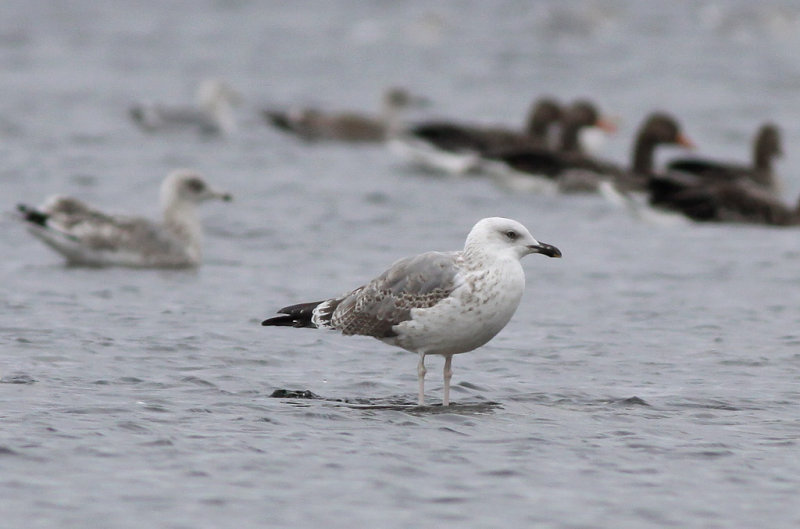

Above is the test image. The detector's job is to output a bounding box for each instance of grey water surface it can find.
[2,1,800,528]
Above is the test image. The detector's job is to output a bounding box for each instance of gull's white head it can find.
[196,79,242,110]
[160,169,232,210]
[464,217,561,260]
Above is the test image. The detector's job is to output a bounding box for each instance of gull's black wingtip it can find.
[17,204,48,226]
[261,301,324,328]
[261,315,292,326]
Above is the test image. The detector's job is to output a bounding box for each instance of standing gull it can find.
[262,217,561,406]
[17,170,232,267]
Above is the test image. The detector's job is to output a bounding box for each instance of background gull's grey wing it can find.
[155,106,219,132]
[318,251,463,338]
[23,198,191,265]
[66,215,193,266]
[44,197,122,232]
[130,104,219,134]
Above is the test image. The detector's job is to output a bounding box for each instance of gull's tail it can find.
[17,203,90,263]
[262,301,324,328]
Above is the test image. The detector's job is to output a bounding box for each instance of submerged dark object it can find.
[269,389,322,399]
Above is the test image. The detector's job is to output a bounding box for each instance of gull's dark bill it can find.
[530,242,561,258]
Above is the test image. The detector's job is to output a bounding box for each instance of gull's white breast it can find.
[390,255,526,355]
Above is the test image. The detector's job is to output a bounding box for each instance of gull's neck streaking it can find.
[160,184,203,263]
[462,228,524,269]
[463,235,501,264]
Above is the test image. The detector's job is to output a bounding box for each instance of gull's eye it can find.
[186,178,206,193]
[505,230,518,241]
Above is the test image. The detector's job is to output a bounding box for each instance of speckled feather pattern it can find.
[312,251,462,338]
[304,244,529,356]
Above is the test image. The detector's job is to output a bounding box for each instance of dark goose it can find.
[402,97,565,155]
[667,123,782,192]
[486,112,693,192]
[648,171,799,226]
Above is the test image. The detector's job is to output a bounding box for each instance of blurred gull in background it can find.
[129,79,241,136]
[17,169,232,268]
